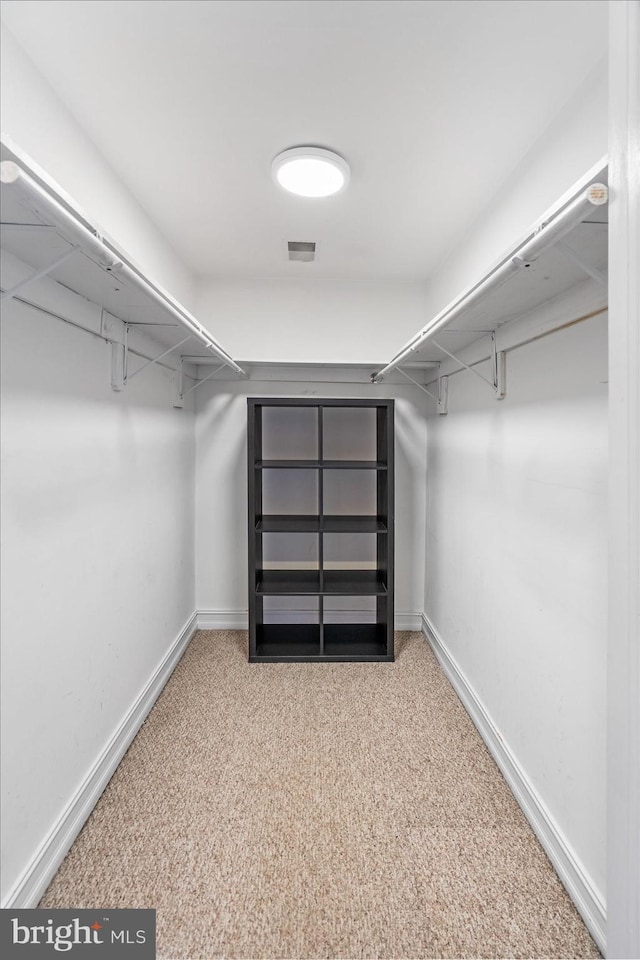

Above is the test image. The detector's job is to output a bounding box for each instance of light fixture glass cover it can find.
[272,147,350,198]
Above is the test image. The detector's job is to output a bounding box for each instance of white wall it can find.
[196,279,427,365]
[195,377,427,626]
[424,311,607,906]
[0,294,196,904]
[0,24,196,312]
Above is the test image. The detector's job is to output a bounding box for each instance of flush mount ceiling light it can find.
[272,147,350,198]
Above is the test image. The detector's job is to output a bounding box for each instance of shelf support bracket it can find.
[437,375,449,415]
[111,342,126,391]
[432,335,506,400]
[173,360,184,408]
[398,366,449,414]
[173,360,226,407]
[0,245,80,302]
[556,239,607,286]
[182,363,227,398]
[492,333,506,400]
[110,322,128,391]
[398,366,438,401]
[126,334,191,382]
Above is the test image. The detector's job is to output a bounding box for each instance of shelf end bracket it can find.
[0,245,80,303]
[111,342,126,391]
[437,375,449,414]
[173,359,185,408]
[492,334,506,400]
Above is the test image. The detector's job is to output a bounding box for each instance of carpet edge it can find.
[421,612,606,955]
[1,611,199,910]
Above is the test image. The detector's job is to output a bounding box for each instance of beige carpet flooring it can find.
[40,631,600,959]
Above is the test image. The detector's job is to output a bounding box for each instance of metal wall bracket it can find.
[109,322,192,401]
[437,375,449,414]
[398,365,449,414]
[173,361,230,408]
[110,322,128,391]
[110,342,126,391]
[432,333,506,400]
[181,363,226,400]
[100,308,126,343]
[0,245,80,303]
[173,360,185,408]
[492,335,506,400]
[556,239,607,285]
[127,334,191,382]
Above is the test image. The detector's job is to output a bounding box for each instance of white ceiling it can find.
[0,0,607,282]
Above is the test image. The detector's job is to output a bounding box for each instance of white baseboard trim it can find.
[421,613,606,955]
[197,610,423,631]
[395,611,423,631]
[2,612,198,910]
[197,609,248,630]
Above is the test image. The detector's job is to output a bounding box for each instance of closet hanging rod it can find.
[0,160,246,378]
[371,180,608,382]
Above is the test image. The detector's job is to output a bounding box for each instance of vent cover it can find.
[287,241,316,262]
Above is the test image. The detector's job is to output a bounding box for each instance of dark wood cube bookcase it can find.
[247,398,394,662]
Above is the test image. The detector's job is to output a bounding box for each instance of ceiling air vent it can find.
[287,241,316,262]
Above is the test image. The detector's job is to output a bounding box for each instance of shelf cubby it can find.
[323,469,378,516]
[323,531,377,568]
[262,531,318,569]
[256,624,321,659]
[261,405,318,461]
[322,406,378,462]
[261,468,318,516]
[323,624,388,658]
